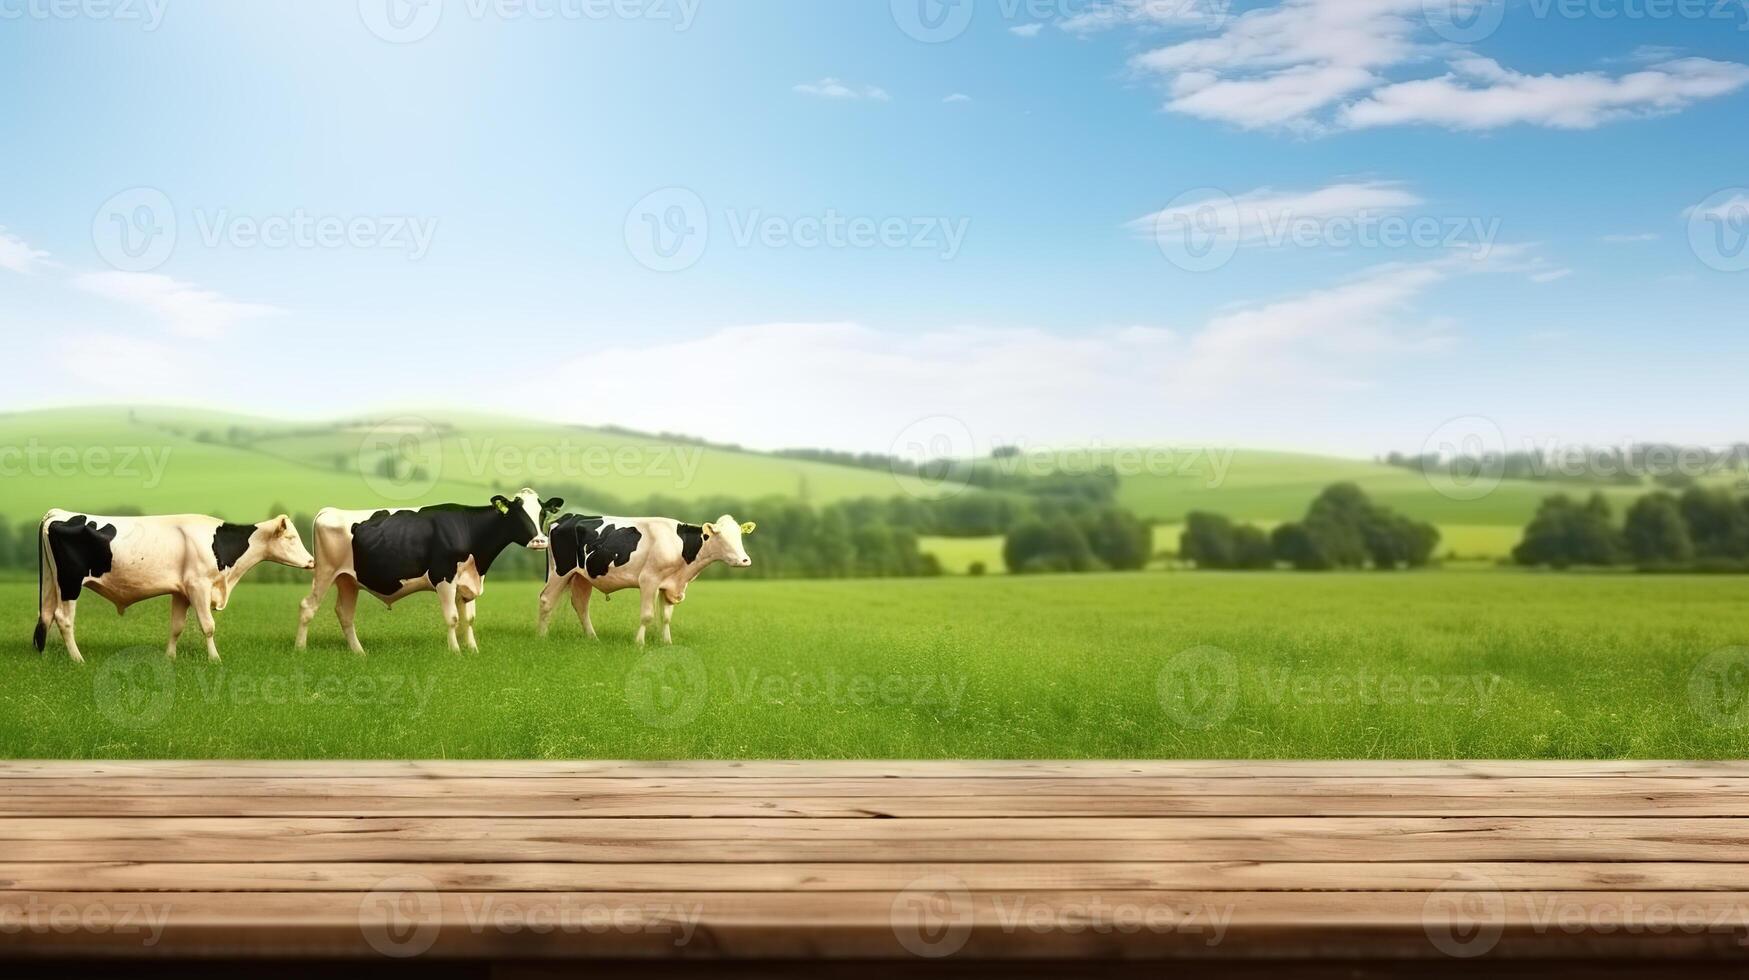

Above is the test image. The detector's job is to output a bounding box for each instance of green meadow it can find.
[4,573,1745,758]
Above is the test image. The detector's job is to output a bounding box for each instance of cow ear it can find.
[544,497,564,512]
[491,495,511,514]
[276,515,292,532]
[700,522,714,538]
[740,521,757,535]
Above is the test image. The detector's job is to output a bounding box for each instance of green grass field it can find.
[5,573,1745,759]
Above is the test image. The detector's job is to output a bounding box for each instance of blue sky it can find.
[2,0,1746,457]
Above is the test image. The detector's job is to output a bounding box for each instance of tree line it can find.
[1386,445,1748,491]
[1513,487,1749,571]
[1177,483,1441,571]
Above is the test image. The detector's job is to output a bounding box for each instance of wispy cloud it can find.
[794,78,890,102]
[1530,268,1574,283]
[0,228,55,275]
[1129,180,1424,246]
[1009,23,1044,37]
[1602,232,1660,243]
[943,92,973,104]
[1084,0,1749,134]
[71,271,283,340]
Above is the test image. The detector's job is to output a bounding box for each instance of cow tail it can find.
[34,515,52,651]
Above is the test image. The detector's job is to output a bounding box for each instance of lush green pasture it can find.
[4,574,1744,759]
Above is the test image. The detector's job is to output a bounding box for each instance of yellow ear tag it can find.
[740,522,757,535]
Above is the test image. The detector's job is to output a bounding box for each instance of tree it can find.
[1513,493,1624,568]
[1180,512,1237,569]
[1230,524,1275,569]
[1680,487,1749,559]
[1623,493,1695,566]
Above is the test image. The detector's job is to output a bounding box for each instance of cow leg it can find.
[54,599,82,664]
[462,599,479,653]
[296,568,339,651]
[436,582,462,653]
[633,585,657,646]
[660,599,675,645]
[334,577,364,655]
[536,574,569,638]
[166,594,189,660]
[191,591,220,662]
[570,580,597,640]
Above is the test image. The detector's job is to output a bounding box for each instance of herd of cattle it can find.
[33,490,757,662]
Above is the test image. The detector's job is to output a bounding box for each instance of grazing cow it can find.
[537,513,756,645]
[296,489,562,654]
[35,511,316,663]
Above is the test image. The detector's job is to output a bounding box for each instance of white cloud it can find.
[1342,56,1749,130]
[54,332,185,400]
[1009,23,1043,37]
[1529,268,1573,283]
[1601,232,1659,243]
[71,271,282,340]
[943,93,972,104]
[794,78,890,102]
[0,228,54,275]
[525,254,1504,451]
[1103,0,1749,133]
[1061,0,1230,34]
[1684,192,1749,224]
[1129,180,1424,246]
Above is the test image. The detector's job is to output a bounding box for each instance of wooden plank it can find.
[1,789,1742,817]
[5,816,1747,862]
[8,860,1749,893]
[5,760,1749,779]
[5,890,1749,960]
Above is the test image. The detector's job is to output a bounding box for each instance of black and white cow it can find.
[537,513,756,645]
[295,489,562,654]
[35,511,316,663]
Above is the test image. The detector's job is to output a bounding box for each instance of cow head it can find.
[493,489,564,551]
[704,514,756,568]
[260,515,317,570]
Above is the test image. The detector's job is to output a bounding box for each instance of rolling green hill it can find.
[6,408,1720,563]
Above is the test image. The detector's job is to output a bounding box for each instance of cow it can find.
[34,511,316,664]
[295,489,562,654]
[536,512,756,645]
